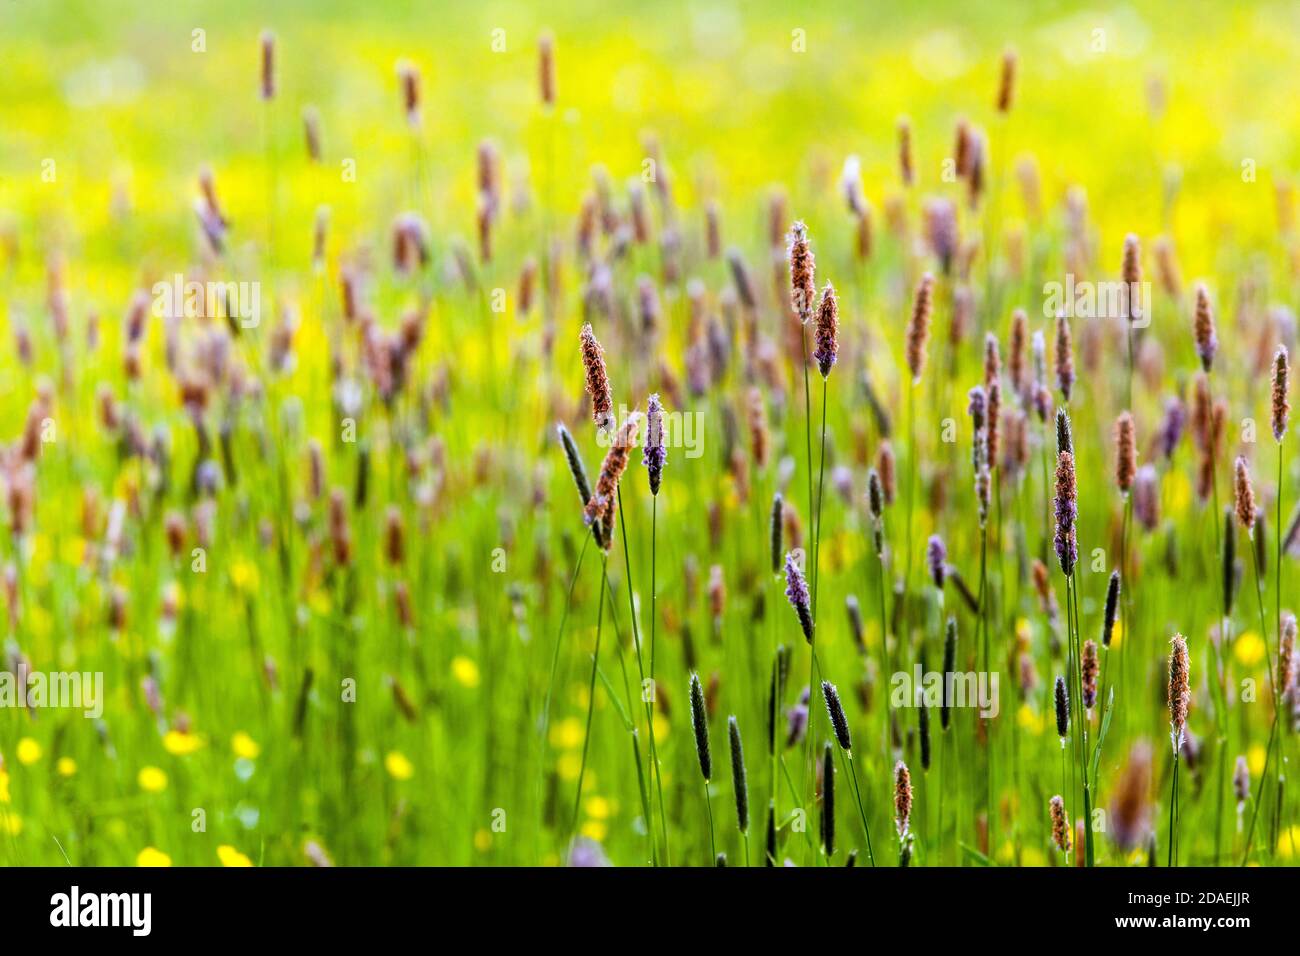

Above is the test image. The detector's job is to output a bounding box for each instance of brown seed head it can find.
[582,413,641,548]
[538,32,556,108]
[877,441,896,505]
[1009,308,1027,397]
[1054,313,1074,401]
[1121,234,1142,319]
[813,282,839,378]
[1049,795,1071,852]
[1279,612,1296,703]
[905,273,935,383]
[1110,741,1153,852]
[894,759,913,836]
[1082,639,1099,711]
[1234,456,1256,536]
[1168,634,1190,752]
[1273,346,1291,442]
[1193,282,1218,372]
[897,117,914,186]
[996,49,1017,113]
[579,323,614,432]
[787,221,816,324]
[1115,411,1136,494]
[260,30,276,101]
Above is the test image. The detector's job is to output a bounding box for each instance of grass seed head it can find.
[1054,312,1074,401]
[538,31,556,107]
[689,672,712,781]
[1103,569,1121,647]
[1050,795,1071,853]
[1273,346,1291,442]
[642,392,666,495]
[260,30,276,101]
[813,282,839,377]
[579,323,614,432]
[1053,450,1078,576]
[787,221,816,324]
[784,551,813,643]
[1082,639,1099,711]
[1115,411,1137,494]
[1233,456,1256,536]
[821,742,836,856]
[728,715,748,833]
[996,48,1017,112]
[1168,633,1190,753]
[894,759,912,837]
[1111,741,1153,852]
[905,272,935,383]
[1194,282,1218,372]
[821,680,852,751]
[1054,674,1070,740]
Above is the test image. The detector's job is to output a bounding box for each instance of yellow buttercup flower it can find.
[451,655,481,689]
[549,717,584,749]
[17,737,42,765]
[0,770,9,803]
[584,795,611,820]
[1277,824,1300,860]
[229,558,260,594]
[56,757,77,777]
[557,752,583,781]
[163,730,204,756]
[652,713,670,742]
[217,844,253,867]
[1016,704,1043,735]
[1235,631,1265,667]
[138,766,168,793]
[1248,743,1267,776]
[384,750,414,781]
[580,820,607,841]
[136,846,172,867]
[1,812,23,836]
[473,829,492,852]
[231,731,261,760]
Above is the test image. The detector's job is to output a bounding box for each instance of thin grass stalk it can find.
[537,528,592,859]
[813,376,829,619]
[1241,537,1280,863]
[616,487,666,864]
[799,325,820,863]
[843,750,876,865]
[1169,751,1180,866]
[569,552,609,845]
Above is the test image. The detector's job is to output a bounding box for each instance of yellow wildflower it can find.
[217,845,253,867]
[163,730,204,756]
[138,766,168,793]
[231,731,261,760]
[17,737,42,765]
[136,846,172,867]
[384,751,414,781]
[451,655,480,688]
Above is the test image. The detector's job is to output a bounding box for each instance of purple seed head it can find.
[642,392,666,495]
[927,534,947,590]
